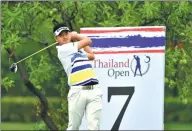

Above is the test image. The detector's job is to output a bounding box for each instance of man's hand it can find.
[84,46,93,54]
[86,52,95,60]
[83,46,95,60]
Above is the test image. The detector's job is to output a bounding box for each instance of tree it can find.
[1,1,192,130]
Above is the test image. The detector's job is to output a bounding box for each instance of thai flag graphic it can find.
[80,26,166,54]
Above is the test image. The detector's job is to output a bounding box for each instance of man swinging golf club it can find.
[53,23,102,130]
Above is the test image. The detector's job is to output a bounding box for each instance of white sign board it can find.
[80,26,165,130]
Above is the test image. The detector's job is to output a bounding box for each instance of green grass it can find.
[1,122,192,130]
[165,123,192,130]
[1,122,35,130]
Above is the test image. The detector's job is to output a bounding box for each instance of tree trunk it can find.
[6,48,58,131]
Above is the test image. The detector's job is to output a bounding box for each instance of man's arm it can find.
[71,32,95,60]
[83,46,93,54]
[84,52,95,60]
[70,31,92,50]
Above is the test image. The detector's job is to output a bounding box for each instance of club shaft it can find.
[16,42,58,64]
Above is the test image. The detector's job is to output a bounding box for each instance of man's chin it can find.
[59,42,67,45]
[62,41,70,44]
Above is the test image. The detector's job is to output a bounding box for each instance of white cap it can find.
[54,27,70,36]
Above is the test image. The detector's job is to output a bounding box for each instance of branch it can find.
[68,2,78,22]
[52,19,59,26]
[60,3,78,31]
[77,3,101,27]
[6,48,58,131]
[28,11,42,35]
[6,48,28,82]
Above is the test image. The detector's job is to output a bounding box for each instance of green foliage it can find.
[1,96,61,122]
[2,77,15,91]
[26,55,57,89]
[141,2,161,19]
[165,45,192,100]
[1,96,69,130]
[32,121,49,130]
[2,97,40,122]
[2,96,192,125]
[1,122,35,130]
[165,97,192,123]
[1,1,65,96]
[1,1,192,130]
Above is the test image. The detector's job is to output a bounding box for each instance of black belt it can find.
[82,85,94,90]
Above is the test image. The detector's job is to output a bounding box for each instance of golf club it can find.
[9,42,58,73]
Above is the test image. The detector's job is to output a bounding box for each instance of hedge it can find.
[1,97,62,122]
[164,97,192,123]
[1,96,192,123]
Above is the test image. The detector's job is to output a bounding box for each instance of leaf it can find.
[2,77,15,91]
[36,85,42,90]
[141,2,160,19]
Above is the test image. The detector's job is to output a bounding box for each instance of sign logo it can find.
[131,55,151,77]
[94,55,151,79]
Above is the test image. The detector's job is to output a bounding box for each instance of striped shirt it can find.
[56,42,99,86]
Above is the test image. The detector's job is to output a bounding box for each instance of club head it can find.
[9,63,17,73]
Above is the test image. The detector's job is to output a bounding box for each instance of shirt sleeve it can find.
[57,42,78,58]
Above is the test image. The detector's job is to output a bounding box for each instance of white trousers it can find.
[67,85,102,130]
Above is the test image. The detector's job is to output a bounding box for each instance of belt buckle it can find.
[87,85,93,90]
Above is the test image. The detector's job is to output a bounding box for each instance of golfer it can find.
[53,23,102,130]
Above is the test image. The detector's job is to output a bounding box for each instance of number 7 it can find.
[108,87,135,130]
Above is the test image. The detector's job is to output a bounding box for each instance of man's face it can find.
[55,31,71,45]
